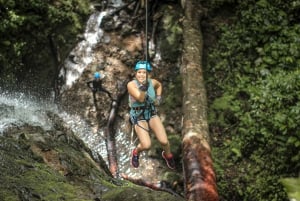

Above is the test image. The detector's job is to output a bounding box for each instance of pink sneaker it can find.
[131,149,139,168]
[162,151,176,170]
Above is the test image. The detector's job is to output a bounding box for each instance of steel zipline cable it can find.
[145,0,149,62]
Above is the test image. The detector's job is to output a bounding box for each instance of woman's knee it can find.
[160,140,169,147]
[140,141,151,150]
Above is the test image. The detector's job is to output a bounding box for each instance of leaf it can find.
[231,148,242,158]
[280,178,300,201]
[257,0,269,8]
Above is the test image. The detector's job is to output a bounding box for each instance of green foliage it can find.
[0,0,91,85]
[206,0,300,200]
[281,178,300,201]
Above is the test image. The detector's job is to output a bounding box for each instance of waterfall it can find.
[0,90,55,133]
[59,11,107,91]
[0,89,106,159]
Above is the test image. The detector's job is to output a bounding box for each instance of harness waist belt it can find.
[131,106,145,110]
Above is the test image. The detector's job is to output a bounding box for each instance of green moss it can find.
[0,158,91,201]
[0,118,185,201]
[22,167,80,200]
[101,186,182,201]
[0,190,19,201]
[0,131,114,201]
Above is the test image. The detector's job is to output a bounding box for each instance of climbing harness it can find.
[130,92,157,132]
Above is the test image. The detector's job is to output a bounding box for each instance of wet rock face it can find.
[0,115,185,201]
[0,120,111,200]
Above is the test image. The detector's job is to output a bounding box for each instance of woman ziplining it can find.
[127,0,175,170]
[127,61,176,170]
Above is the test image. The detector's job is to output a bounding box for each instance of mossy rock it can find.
[0,123,185,201]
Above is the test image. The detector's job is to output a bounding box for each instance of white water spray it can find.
[0,91,55,133]
[0,90,107,157]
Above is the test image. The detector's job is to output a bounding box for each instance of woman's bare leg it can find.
[149,116,172,155]
[134,120,151,153]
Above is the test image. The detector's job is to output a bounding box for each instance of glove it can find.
[138,83,148,92]
[155,95,162,106]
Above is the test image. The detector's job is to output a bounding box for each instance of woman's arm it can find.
[152,79,162,96]
[127,80,147,102]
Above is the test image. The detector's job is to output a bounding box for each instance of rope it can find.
[145,0,149,62]
[144,0,149,94]
[130,1,151,152]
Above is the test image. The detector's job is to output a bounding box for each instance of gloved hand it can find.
[155,95,162,106]
[138,82,148,92]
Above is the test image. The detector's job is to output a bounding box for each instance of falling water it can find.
[59,11,107,91]
[0,90,55,133]
[10,1,153,165]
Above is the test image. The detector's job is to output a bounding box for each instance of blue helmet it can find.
[94,72,101,79]
[134,61,152,72]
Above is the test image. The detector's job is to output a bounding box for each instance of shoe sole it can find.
[131,150,139,168]
[162,151,175,170]
[131,160,139,168]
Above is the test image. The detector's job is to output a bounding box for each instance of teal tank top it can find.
[129,79,156,108]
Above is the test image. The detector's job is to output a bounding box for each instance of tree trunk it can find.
[181,1,219,201]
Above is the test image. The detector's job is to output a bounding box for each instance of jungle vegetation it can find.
[0,0,91,92]
[205,0,300,200]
